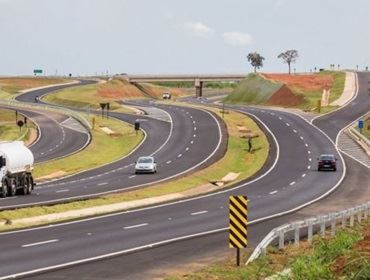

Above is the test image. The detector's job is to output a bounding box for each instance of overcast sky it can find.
[1,0,370,76]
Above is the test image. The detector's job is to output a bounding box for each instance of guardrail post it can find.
[307,219,314,243]
[320,216,326,237]
[278,229,285,250]
[331,214,336,236]
[261,246,267,256]
[350,209,355,227]
[294,223,300,246]
[341,211,347,229]
[357,206,362,223]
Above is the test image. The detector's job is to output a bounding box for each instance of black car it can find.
[317,154,337,171]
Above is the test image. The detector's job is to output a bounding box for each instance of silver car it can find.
[135,156,157,174]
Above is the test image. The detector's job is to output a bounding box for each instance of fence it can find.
[0,99,92,131]
[247,201,370,264]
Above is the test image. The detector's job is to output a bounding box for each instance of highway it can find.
[0,75,350,278]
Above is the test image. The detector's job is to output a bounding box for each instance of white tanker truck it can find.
[0,141,35,198]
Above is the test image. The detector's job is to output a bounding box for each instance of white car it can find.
[135,156,157,174]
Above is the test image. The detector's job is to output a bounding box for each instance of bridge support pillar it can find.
[195,79,203,97]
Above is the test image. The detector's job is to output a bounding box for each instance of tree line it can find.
[247,50,298,74]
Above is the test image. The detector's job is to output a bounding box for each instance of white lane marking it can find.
[308,158,312,162]
[97,182,108,186]
[191,210,208,216]
[190,140,194,144]
[22,239,59,248]
[194,127,197,131]
[190,115,193,118]
[2,196,17,200]
[302,173,306,178]
[178,154,182,158]
[286,123,290,127]
[192,121,196,124]
[123,223,148,229]
[300,136,304,140]
[193,134,197,137]
[56,189,70,193]
[129,175,136,179]
[308,165,311,169]
[166,160,172,164]
[289,181,296,186]
[293,129,297,133]
[270,112,275,115]
[278,117,282,120]
[305,143,308,147]
[269,190,278,195]
[308,150,311,154]
[185,147,190,151]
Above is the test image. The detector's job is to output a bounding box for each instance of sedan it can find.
[135,156,157,174]
[317,154,337,171]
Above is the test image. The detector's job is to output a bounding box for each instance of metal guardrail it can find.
[0,99,92,130]
[247,201,370,264]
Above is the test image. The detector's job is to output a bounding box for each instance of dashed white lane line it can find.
[302,173,306,178]
[300,136,304,140]
[191,210,208,216]
[308,150,311,154]
[308,165,311,169]
[166,160,172,164]
[192,121,196,124]
[56,189,70,193]
[293,129,297,133]
[193,134,197,137]
[270,112,275,115]
[308,158,312,162]
[185,147,190,151]
[22,239,59,248]
[190,116,193,119]
[129,175,136,179]
[178,154,183,158]
[123,223,148,230]
[278,117,283,120]
[289,181,296,186]
[190,140,194,144]
[305,143,308,147]
[97,182,108,186]
[286,123,290,127]
[194,127,197,131]
[269,190,278,195]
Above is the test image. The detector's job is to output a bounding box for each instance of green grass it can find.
[0,77,68,95]
[33,115,144,178]
[363,118,370,139]
[0,108,36,142]
[0,107,269,229]
[165,220,370,280]
[224,73,282,104]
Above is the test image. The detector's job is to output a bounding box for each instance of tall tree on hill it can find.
[278,50,298,74]
[247,52,265,73]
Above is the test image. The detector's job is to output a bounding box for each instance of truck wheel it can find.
[26,176,33,194]
[8,179,16,197]
[0,181,7,198]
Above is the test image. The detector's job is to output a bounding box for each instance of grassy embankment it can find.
[225,71,346,113]
[33,115,144,178]
[363,118,370,139]
[43,78,149,113]
[0,108,36,144]
[166,219,370,280]
[0,106,269,229]
[0,77,69,99]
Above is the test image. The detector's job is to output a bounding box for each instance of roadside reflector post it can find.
[134,120,140,135]
[229,195,247,266]
[99,103,106,119]
[317,99,321,113]
[92,117,96,130]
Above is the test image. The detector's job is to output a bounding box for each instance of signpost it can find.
[17,120,24,132]
[134,120,140,135]
[99,103,106,118]
[229,195,248,266]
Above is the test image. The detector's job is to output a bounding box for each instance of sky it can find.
[0,0,370,76]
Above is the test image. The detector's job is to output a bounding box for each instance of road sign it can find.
[359,119,364,134]
[33,69,43,75]
[229,195,248,266]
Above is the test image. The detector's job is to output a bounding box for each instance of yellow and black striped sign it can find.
[229,195,248,248]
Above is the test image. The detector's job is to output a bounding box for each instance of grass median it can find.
[33,115,144,179]
[0,104,269,230]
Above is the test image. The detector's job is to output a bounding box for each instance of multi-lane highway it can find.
[1,71,365,278]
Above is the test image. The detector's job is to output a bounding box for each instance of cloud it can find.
[184,21,214,38]
[222,32,253,46]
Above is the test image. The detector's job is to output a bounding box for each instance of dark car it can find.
[317,154,337,171]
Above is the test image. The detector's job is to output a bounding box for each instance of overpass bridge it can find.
[123,74,246,97]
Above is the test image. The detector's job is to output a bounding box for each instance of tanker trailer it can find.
[0,141,35,198]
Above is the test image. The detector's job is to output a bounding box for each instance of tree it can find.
[277,50,298,74]
[247,52,265,73]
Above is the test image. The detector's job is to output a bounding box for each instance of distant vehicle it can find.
[162,92,171,99]
[135,156,157,174]
[317,154,337,171]
[34,96,39,102]
[0,141,35,198]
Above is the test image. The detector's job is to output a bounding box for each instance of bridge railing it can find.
[247,201,370,264]
[0,99,92,130]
